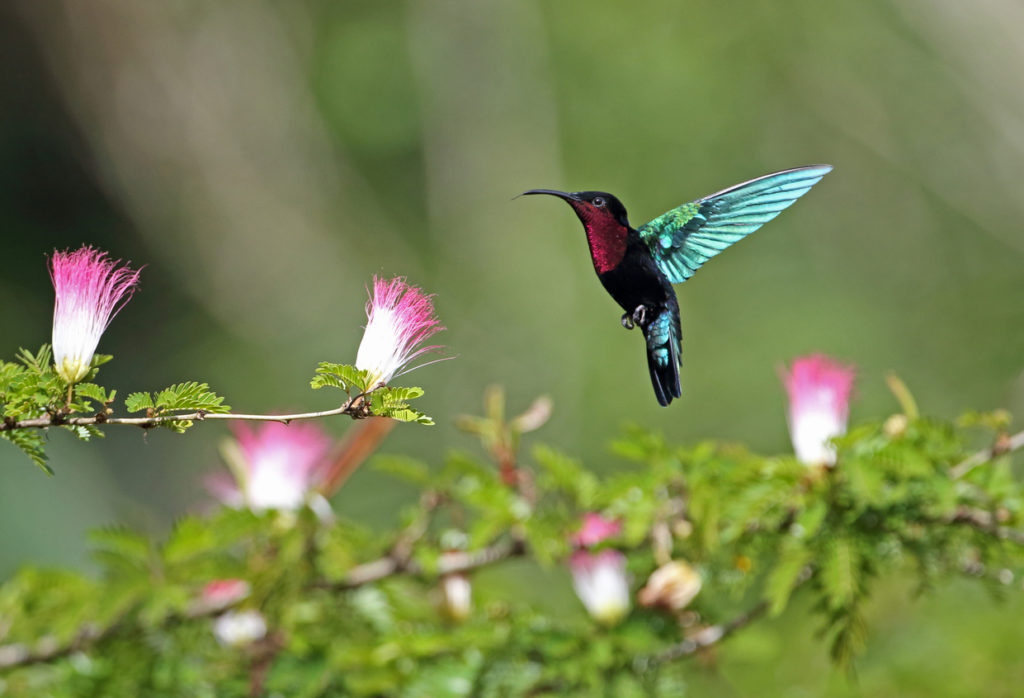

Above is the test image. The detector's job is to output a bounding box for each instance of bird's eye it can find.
[592,197,606,207]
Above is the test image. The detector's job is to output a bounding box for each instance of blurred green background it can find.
[2,0,1023,693]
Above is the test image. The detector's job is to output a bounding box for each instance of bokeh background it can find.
[3,0,1024,694]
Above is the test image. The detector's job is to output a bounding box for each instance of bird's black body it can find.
[522,165,832,406]
[595,230,682,406]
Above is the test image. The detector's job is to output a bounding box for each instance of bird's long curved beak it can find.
[520,189,579,202]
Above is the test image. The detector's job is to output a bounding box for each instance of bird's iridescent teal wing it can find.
[637,165,832,283]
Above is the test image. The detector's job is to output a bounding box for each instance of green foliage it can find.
[0,344,236,465]
[0,345,64,472]
[0,390,1021,694]
[310,362,371,394]
[369,386,433,425]
[311,362,435,424]
[125,382,231,432]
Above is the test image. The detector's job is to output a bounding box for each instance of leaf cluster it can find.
[0,347,112,473]
[125,382,231,432]
[311,362,434,424]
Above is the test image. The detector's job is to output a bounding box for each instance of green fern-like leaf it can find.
[154,382,230,413]
[125,392,155,413]
[16,345,52,374]
[310,362,371,393]
[1,430,51,474]
[0,360,25,394]
[766,537,812,616]
[65,424,105,442]
[366,386,433,424]
[378,406,434,425]
[377,386,424,402]
[821,537,858,612]
[75,382,114,407]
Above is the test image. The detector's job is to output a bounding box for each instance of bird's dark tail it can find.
[643,305,682,407]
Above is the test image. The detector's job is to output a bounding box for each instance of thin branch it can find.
[646,599,770,665]
[331,536,526,590]
[643,566,814,667]
[0,621,116,671]
[950,429,1024,479]
[945,506,1024,545]
[0,395,369,432]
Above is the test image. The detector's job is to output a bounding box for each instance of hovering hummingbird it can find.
[523,165,832,406]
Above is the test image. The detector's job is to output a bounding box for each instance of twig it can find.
[950,429,1024,479]
[643,566,814,666]
[0,621,117,671]
[646,599,770,665]
[0,395,369,432]
[945,507,1024,545]
[333,536,526,590]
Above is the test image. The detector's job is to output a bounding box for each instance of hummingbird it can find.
[523,165,832,406]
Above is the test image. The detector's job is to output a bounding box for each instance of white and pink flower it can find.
[782,354,856,466]
[439,551,473,622]
[208,421,332,512]
[568,513,630,625]
[49,246,141,384]
[212,609,267,647]
[569,549,631,625]
[355,277,444,389]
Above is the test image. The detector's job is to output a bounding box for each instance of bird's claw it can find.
[620,305,649,331]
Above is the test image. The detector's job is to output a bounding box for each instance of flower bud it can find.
[638,560,702,612]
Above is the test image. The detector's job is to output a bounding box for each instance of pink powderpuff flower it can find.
[573,513,622,547]
[569,549,631,625]
[195,579,251,614]
[49,246,141,384]
[567,512,630,625]
[355,277,445,389]
[782,354,856,466]
[208,422,332,512]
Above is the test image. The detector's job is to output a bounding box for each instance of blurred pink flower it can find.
[569,549,631,625]
[212,609,266,647]
[49,246,141,384]
[192,578,251,616]
[355,276,444,388]
[782,354,855,466]
[208,422,332,512]
[568,513,629,624]
[573,513,622,547]
[200,579,251,609]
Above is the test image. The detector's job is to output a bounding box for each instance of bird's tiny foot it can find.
[621,312,635,330]
[632,305,648,327]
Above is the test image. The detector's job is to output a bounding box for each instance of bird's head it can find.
[521,189,630,230]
